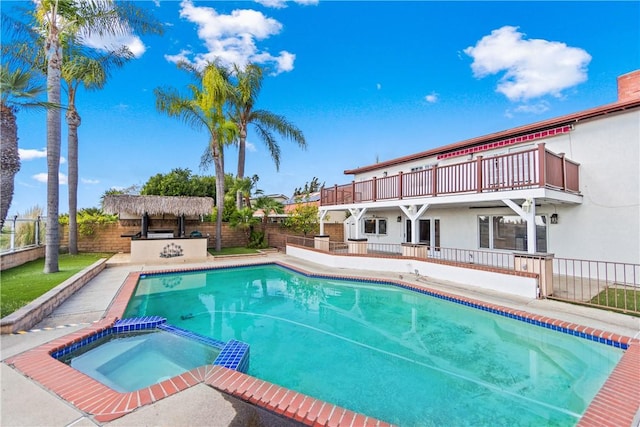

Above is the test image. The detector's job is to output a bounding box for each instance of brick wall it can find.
[265,222,343,250]
[57,220,342,253]
[618,70,640,102]
[0,246,46,271]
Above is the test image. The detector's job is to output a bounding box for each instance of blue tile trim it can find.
[271,263,630,350]
[157,324,226,349]
[133,263,629,353]
[51,316,253,370]
[113,316,166,333]
[51,317,166,360]
[214,339,250,373]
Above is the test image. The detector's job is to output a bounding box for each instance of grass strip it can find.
[589,287,640,314]
[208,247,260,256]
[0,253,112,318]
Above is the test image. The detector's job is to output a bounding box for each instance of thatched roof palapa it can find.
[103,195,214,217]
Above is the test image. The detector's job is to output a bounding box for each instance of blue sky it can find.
[5,0,640,216]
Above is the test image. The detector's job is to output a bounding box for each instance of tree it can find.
[35,0,162,272]
[155,61,238,251]
[293,176,324,197]
[141,168,216,197]
[254,195,284,223]
[99,185,139,208]
[229,207,259,243]
[229,174,261,209]
[0,65,46,229]
[285,200,320,237]
[63,45,135,254]
[229,63,307,180]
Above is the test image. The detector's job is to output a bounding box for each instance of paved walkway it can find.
[1,253,639,426]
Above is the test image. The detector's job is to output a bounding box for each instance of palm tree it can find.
[254,195,284,223]
[229,63,307,180]
[0,65,46,229]
[155,61,238,252]
[63,45,134,254]
[34,0,162,272]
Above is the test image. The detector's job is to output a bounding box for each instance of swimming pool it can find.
[123,264,623,426]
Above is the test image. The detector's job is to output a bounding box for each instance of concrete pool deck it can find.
[1,252,639,426]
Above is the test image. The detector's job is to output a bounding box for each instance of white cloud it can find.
[513,101,550,115]
[255,0,319,8]
[424,92,438,103]
[76,1,149,59]
[464,26,591,101]
[255,0,288,8]
[376,83,382,90]
[19,148,47,161]
[82,32,147,58]
[33,172,68,185]
[81,178,100,184]
[246,141,257,152]
[167,0,295,74]
[19,148,65,164]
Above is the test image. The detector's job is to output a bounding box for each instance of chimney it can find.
[617,70,640,102]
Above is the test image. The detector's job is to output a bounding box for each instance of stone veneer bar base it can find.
[5,261,639,426]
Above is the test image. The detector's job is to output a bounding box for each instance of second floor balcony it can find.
[321,143,580,206]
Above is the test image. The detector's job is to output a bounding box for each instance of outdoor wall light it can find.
[397,216,402,222]
[550,213,559,224]
[521,198,533,213]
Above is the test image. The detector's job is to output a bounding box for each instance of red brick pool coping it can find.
[5,261,639,426]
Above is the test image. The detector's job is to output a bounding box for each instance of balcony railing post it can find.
[398,171,403,200]
[351,181,355,203]
[476,155,483,193]
[431,167,438,196]
[538,143,546,187]
[372,176,377,202]
[560,152,567,191]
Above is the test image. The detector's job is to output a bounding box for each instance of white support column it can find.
[503,198,537,253]
[348,208,367,239]
[399,205,430,244]
[319,209,328,235]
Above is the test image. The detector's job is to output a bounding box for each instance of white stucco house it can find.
[319,70,640,266]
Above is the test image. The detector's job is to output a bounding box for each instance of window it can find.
[364,218,387,235]
[478,215,547,252]
[364,219,376,234]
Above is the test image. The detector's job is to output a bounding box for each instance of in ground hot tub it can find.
[52,317,249,392]
[60,329,219,392]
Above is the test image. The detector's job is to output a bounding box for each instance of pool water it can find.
[62,330,220,392]
[124,265,623,426]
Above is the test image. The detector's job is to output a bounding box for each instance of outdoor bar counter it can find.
[128,233,209,264]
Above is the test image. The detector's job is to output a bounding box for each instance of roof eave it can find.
[343,99,640,176]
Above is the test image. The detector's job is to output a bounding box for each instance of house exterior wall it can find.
[542,111,639,263]
[339,103,639,265]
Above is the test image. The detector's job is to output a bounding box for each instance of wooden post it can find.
[431,167,438,196]
[398,171,403,200]
[537,143,546,187]
[476,155,483,192]
[372,177,377,202]
[560,152,567,191]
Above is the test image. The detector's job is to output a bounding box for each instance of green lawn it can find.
[208,247,260,256]
[0,253,113,318]
[589,287,640,314]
